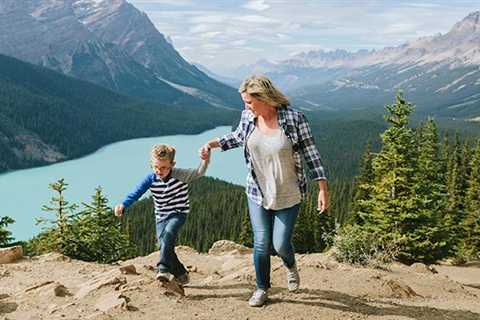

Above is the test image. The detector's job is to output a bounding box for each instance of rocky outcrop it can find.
[0,245,23,264]
[208,240,252,255]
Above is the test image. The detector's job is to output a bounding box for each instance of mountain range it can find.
[227,11,480,117]
[0,0,241,108]
[0,53,237,173]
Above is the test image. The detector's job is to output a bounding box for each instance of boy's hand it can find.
[199,144,211,161]
[114,204,124,217]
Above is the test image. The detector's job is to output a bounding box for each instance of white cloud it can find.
[234,14,277,24]
[200,31,222,39]
[131,0,193,5]
[242,0,270,11]
[128,0,480,73]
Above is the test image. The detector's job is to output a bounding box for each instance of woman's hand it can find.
[199,138,220,160]
[317,180,329,214]
[199,144,211,160]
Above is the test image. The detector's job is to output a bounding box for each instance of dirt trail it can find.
[1,241,479,320]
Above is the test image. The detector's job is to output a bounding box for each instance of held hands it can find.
[199,143,211,161]
[114,204,124,217]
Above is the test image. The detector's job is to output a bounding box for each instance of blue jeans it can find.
[247,199,300,290]
[155,213,187,277]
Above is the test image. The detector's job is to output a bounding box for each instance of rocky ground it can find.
[1,241,480,320]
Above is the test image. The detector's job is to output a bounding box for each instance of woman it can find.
[200,75,328,307]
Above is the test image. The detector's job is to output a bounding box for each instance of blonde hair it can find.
[239,75,290,108]
[151,144,176,162]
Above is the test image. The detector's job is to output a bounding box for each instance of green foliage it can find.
[349,141,374,225]
[26,180,134,263]
[0,216,14,246]
[294,182,336,253]
[333,224,399,268]
[35,179,78,256]
[460,140,480,260]
[351,94,450,263]
[73,187,135,263]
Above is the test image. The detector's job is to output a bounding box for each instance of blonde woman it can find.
[200,75,328,307]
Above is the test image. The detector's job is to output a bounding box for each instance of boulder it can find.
[208,240,252,255]
[0,246,23,264]
[410,262,438,274]
[119,264,138,275]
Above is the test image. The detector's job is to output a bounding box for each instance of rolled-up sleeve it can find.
[298,113,327,181]
[219,110,249,151]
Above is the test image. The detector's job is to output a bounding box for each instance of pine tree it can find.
[238,207,253,247]
[361,93,444,263]
[444,134,469,255]
[0,216,14,246]
[461,140,480,260]
[36,179,78,255]
[349,141,375,225]
[413,118,449,260]
[76,187,135,263]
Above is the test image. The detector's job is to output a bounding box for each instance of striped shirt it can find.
[122,160,209,222]
[218,107,326,206]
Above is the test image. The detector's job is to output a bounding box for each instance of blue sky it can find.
[129,0,479,74]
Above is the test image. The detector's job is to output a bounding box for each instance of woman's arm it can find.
[297,112,329,213]
[200,110,251,158]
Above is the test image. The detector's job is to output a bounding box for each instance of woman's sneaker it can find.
[248,289,268,307]
[286,263,300,292]
[175,273,190,286]
[155,271,172,282]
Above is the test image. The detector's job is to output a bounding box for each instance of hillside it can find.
[0,0,241,108]
[0,54,238,173]
[1,244,479,319]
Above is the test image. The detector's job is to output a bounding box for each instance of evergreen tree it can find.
[36,179,78,256]
[413,118,449,260]
[461,140,480,260]
[361,93,444,263]
[0,216,14,246]
[238,207,253,247]
[75,187,135,263]
[444,134,469,255]
[349,141,375,225]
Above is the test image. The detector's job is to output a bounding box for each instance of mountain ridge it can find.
[0,0,241,108]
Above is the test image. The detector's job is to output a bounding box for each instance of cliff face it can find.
[1,241,479,319]
[0,0,241,108]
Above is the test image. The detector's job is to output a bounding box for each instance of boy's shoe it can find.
[174,273,190,286]
[286,263,300,292]
[248,289,268,307]
[155,271,172,282]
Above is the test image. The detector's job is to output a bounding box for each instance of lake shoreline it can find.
[1,126,245,241]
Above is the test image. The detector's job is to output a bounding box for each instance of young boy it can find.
[114,144,210,285]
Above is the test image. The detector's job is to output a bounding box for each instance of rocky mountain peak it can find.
[448,11,480,36]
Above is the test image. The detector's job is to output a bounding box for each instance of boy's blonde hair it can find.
[239,75,290,108]
[151,144,176,162]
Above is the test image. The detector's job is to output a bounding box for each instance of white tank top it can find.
[246,127,301,210]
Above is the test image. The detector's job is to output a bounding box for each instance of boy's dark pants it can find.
[155,212,187,277]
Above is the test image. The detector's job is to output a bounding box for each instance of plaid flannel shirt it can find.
[219,107,327,206]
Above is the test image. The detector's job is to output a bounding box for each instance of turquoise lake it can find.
[0,126,245,241]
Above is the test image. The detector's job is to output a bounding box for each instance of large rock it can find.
[208,240,252,255]
[410,262,438,274]
[0,246,23,264]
